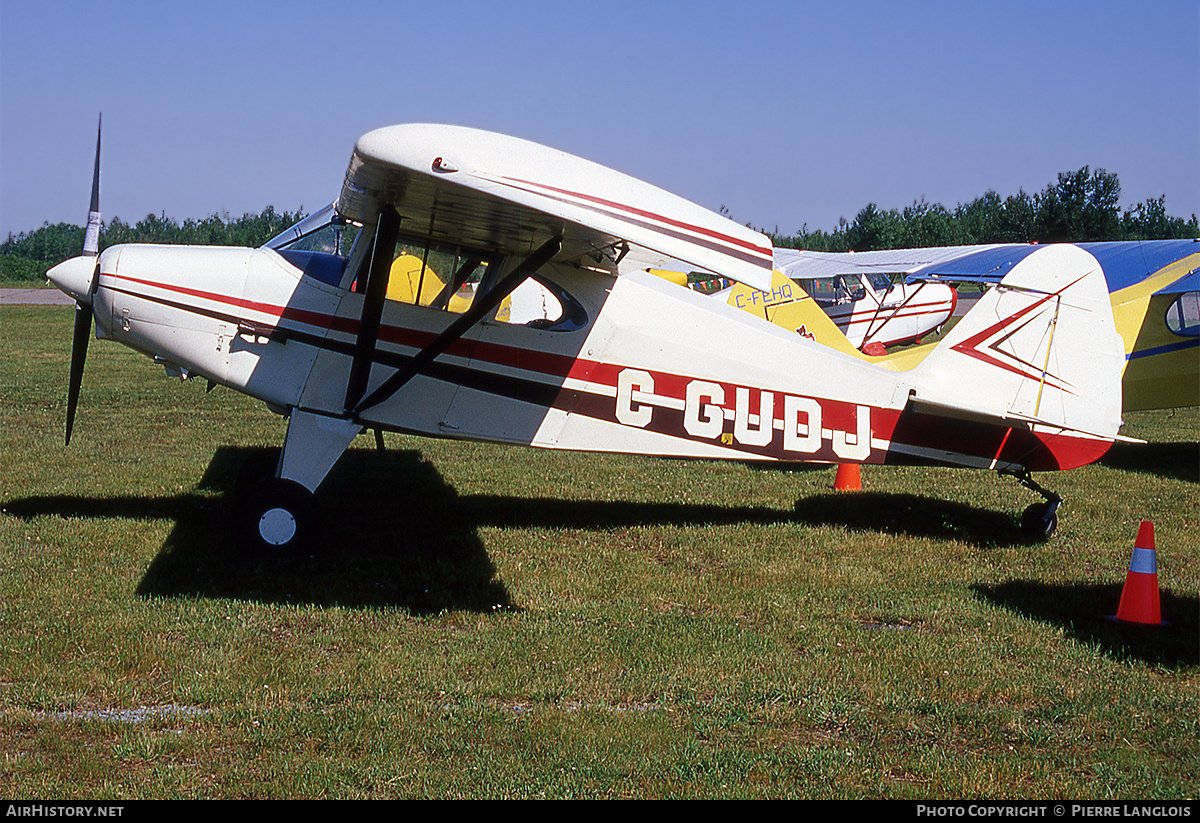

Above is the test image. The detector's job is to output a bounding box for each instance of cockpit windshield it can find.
[865,272,893,292]
[263,203,360,257]
[263,203,363,287]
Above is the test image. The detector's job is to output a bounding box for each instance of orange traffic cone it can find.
[1111,521,1164,625]
[834,463,861,491]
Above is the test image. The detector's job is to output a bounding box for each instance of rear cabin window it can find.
[497,275,589,331]
[1165,291,1199,337]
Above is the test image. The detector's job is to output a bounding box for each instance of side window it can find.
[865,272,893,292]
[385,240,491,313]
[802,277,843,305]
[359,231,495,315]
[1165,292,1199,337]
[353,226,588,331]
[844,275,867,302]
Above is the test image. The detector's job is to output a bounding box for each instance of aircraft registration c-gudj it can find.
[49,120,1131,555]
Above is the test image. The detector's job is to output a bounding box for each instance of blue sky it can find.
[2,0,1197,240]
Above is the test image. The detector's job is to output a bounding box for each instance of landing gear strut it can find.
[1003,468,1062,539]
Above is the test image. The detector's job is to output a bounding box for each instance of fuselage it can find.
[84,239,1113,474]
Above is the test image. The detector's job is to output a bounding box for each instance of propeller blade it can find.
[64,115,102,445]
[65,300,93,446]
[83,114,102,259]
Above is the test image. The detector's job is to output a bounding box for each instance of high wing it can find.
[336,124,774,291]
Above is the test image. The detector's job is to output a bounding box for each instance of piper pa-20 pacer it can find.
[49,122,1131,554]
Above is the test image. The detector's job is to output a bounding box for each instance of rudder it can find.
[908,244,1125,455]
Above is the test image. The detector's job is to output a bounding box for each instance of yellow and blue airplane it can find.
[1081,240,1198,411]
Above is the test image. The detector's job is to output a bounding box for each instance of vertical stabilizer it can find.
[909,244,1124,442]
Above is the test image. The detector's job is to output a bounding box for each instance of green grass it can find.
[1,305,1197,799]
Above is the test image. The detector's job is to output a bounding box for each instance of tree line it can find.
[1,206,306,283]
[768,167,1198,251]
[3,166,1197,284]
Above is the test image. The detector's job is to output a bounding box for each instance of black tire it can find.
[237,477,319,558]
[235,449,281,497]
[1020,502,1058,539]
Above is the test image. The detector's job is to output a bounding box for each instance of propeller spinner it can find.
[46,115,103,445]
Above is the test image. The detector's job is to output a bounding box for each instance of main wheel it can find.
[237,477,318,557]
[1020,502,1058,539]
[235,449,281,497]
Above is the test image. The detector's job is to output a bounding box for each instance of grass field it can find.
[1,304,1196,799]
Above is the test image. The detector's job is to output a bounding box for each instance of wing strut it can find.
[344,204,402,413]
[353,234,563,416]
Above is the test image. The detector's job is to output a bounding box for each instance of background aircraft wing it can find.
[885,239,1200,292]
[1154,268,1199,295]
[774,245,1011,282]
[336,124,774,291]
[776,240,1198,294]
[1078,240,1200,293]
[902,245,1044,285]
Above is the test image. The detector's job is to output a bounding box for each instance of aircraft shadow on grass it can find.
[789,491,1025,547]
[4,447,1050,606]
[972,581,1198,669]
[5,446,802,614]
[7,446,1195,664]
[1097,440,1199,484]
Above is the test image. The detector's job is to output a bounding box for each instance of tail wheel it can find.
[1004,469,1062,540]
[1020,501,1059,539]
[237,477,318,557]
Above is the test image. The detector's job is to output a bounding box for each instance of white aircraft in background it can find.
[660,251,958,355]
[761,248,959,354]
[49,120,1129,555]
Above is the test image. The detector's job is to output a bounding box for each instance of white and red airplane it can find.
[750,248,960,354]
[48,121,1129,554]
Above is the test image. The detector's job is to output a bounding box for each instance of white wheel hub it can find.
[258,507,297,545]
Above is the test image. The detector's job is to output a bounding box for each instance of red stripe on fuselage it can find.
[103,271,595,385]
[103,272,1110,470]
